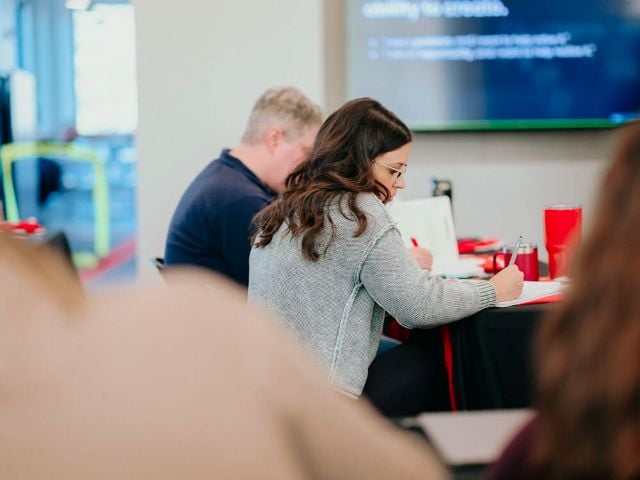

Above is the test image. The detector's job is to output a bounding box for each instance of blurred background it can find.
[2,0,635,286]
[0,0,136,286]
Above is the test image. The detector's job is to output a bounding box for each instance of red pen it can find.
[410,236,419,247]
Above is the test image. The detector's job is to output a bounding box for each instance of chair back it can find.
[151,257,165,275]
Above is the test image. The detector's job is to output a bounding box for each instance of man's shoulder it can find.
[186,159,269,205]
[192,158,241,190]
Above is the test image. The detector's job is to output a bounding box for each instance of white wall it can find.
[134,0,324,281]
[135,0,616,280]
[401,130,615,257]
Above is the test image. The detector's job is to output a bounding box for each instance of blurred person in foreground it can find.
[249,98,523,398]
[487,123,640,480]
[164,87,323,286]
[0,233,449,480]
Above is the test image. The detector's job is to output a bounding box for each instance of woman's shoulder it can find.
[327,192,392,220]
[355,193,395,224]
[327,192,395,235]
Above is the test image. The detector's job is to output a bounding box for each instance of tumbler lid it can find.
[543,203,582,210]
[502,242,537,254]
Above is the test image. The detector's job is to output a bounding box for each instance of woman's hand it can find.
[409,246,433,270]
[489,265,524,302]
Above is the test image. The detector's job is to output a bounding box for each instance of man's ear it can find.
[263,126,284,154]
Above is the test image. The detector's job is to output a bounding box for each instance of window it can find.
[73,4,137,135]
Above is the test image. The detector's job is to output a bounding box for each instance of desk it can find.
[402,409,534,480]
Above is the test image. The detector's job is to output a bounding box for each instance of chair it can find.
[151,256,165,275]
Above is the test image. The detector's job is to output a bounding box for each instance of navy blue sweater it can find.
[164,150,275,286]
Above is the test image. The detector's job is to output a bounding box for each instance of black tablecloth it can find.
[449,304,549,410]
[365,304,552,416]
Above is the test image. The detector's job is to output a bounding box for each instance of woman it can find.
[488,123,640,480]
[248,98,523,396]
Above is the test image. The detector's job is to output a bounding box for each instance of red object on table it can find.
[544,205,582,279]
[0,218,44,234]
[492,245,540,281]
[457,237,501,254]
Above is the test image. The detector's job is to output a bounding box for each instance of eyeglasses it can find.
[378,162,407,182]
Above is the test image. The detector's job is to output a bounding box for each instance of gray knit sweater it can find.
[248,193,496,396]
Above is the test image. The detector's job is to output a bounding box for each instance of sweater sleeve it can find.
[358,225,496,328]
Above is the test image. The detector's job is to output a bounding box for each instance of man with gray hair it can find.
[165,87,322,286]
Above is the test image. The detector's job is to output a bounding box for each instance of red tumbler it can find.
[493,242,539,281]
[544,204,582,279]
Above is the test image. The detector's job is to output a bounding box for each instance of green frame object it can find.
[1,141,110,269]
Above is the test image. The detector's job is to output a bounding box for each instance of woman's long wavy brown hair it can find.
[253,98,411,261]
[530,123,640,480]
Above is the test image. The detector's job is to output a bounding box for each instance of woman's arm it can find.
[359,226,496,328]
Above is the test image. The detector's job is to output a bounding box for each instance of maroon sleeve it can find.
[485,416,538,480]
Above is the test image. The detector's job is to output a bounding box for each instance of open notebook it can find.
[386,196,485,278]
[496,280,566,307]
